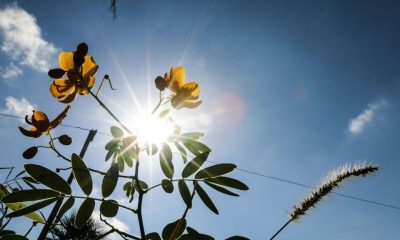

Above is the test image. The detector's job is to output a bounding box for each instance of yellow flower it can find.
[19,106,71,138]
[164,67,202,109]
[50,47,98,103]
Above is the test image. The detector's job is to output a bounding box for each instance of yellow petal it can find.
[59,88,78,103]
[171,99,202,109]
[181,82,200,100]
[32,111,50,132]
[49,105,71,129]
[50,79,75,99]
[82,56,98,79]
[19,126,42,138]
[59,52,75,71]
[166,67,185,92]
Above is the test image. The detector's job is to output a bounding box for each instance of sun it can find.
[133,115,176,147]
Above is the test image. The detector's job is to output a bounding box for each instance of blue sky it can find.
[0,0,400,239]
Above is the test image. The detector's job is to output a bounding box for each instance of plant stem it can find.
[268,219,292,240]
[134,145,146,239]
[169,182,197,239]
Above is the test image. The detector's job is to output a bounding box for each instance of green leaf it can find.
[195,184,218,215]
[147,143,158,156]
[117,154,125,172]
[204,182,239,197]
[22,178,36,189]
[162,218,187,240]
[178,180,192,208]
[174,142,187,164]
[55,196,75,224]
[0,235,29,240]
[21,176,38,184]
[158,109,170,118]
[102,163,119,198]
[100,199,119,217]
[195,164,236,179]
[0,186,44,223]
[105,139,119,150]
[105,148,116,161]
[1,189,59,203]
[0,230,15,236]
[182,139,211,156]
[24,164,71,195]
[134,180,148,191]
[72,153,93,195]
[161,179,174,193]
[159,144,174,179]
[146,232,161,240]
[204,177,249,191]
[179,132,204,141]
[225,236,250,240]
[122,151,133,168]
[75,198,95,229]
[6,197,57,218]
[181,152,210,178]
[110,126,124,138]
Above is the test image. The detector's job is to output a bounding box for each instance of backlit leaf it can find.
[159,144,174,179]
[0,235,28,240]
[146,232,161,240]
[225,236,250,240]
[6,197,57,218]
[110,126,124,138]
[161,179,174,193]
[182,139,211,156]
[179,132,204,141]
[1,189,59,203]
[195,184,218,215]
[182,152,210,178]
[195,164,236,179]
[75,198,95,229]
[174,142,187,164]
[204,176,249,191]
[102,163,119,198]
[72,153,92,195]
[162,218,187,240]
[55,196,75,224]
[204,181,239,197]
[24,164,71,194]
[100,200,119,217]
[178,180,192,208]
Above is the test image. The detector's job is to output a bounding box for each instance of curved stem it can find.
[269,219,292,240]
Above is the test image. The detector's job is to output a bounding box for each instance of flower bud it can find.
[23,147,38,159]
[58,134,72,145]
[155,76,167,91]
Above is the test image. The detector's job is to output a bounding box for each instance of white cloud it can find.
[0,63,22,83]
[348,99,386,135]
[92,210,130,240]
[0,96,36,118]
[0,3,57,77]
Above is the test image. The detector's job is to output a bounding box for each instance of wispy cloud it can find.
[0,3,57,80]
[348,99,386,135]
[92,210,130,240]
[0,63,22,85]
[0,96,36,119]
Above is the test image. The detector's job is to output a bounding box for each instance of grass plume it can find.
[290,161,379,221]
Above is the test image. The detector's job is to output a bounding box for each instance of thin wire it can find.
[221,163,400,211]
[1,112,399,211]
[0,113,111,136]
